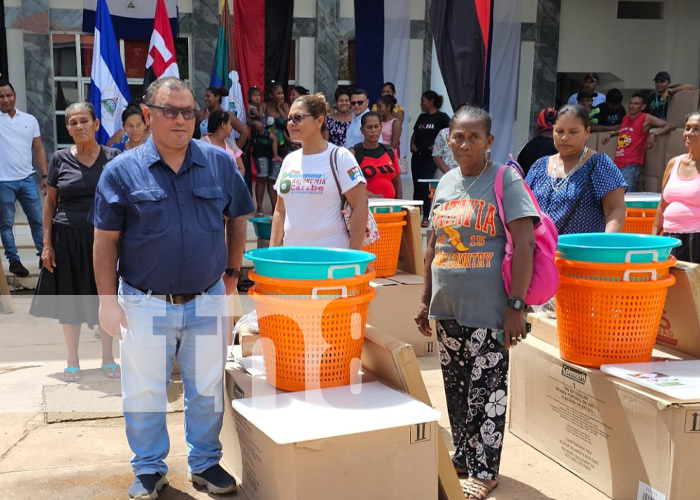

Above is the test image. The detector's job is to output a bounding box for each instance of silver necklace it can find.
[549,146,588,193]
[457,161,490,193]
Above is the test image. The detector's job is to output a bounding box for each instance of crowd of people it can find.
[2,65,699,499]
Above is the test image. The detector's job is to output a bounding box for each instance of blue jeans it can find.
[118,278,228,476]
[0,175,43,262]
[619,164,641,192]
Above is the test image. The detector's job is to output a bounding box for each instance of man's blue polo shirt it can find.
[345,108,369,149]
[92,137,254,295]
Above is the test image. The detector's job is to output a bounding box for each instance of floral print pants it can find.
[437,320,509,481]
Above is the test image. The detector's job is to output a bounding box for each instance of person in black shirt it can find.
[30,102,121,383]
[410,90,450,226]
[516,106,558,176]
[647,71,693,121]
[592,88,627,132]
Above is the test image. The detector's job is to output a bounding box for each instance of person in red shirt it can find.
[349,112,403,199]
[601,93,675,191]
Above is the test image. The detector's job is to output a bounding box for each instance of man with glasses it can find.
[92,77,254,499]
[345,88,370,148]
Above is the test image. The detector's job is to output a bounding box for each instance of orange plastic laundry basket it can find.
[626,208,657,218]
[621,217,655,234]
[247,269,375,298]
[555,255,675,282]
[554,274,675,368]
[362,211,407,277]
[621,208,657,234]
[249,286,375,391]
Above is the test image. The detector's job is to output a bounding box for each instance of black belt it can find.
[124,279,220,306]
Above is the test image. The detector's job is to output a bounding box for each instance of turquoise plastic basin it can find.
[557,233,681,263]
[245,246,376,279]
[250,217,272,240]
[625,193,661,209]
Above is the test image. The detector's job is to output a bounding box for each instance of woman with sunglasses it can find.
[270,94,369,249]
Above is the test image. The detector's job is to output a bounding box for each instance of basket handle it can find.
[624,249,659,263]
[312,285,349,299]
[622,269,658,281]
[327,264,361,278]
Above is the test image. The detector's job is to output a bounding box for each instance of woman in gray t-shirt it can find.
[414,106,538,499]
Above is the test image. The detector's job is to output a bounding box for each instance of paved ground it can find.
[0,296,609,499]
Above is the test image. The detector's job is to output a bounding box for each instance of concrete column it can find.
[192,0,219,101]
[315,0,340,100]
[529,0,560,136]
[22,0,53,154]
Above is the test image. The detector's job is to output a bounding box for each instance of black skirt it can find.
[30,223,99,327]
[666,232,700,264]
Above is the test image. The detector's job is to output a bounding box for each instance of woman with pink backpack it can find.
[414,105,545,500]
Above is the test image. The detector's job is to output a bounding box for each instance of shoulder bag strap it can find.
[494,165,514,248]
[328,146,345,210]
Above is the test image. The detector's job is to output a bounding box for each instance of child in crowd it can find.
[248,86,283,163]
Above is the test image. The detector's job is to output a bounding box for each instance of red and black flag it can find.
[142,0,179,98]
[233,0,294,112]
[430,0,493,110]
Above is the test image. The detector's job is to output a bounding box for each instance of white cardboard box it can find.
[509,336,699,500]
[657,261,700,358]
[232,381,440,500]
[367,271,437,357]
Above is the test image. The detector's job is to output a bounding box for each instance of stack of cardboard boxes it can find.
[509,260,700,499]
[221,206,454,499]
[221,328,460,500]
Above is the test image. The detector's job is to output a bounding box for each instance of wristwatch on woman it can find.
[506,298,527,311]
[224,268,241,279]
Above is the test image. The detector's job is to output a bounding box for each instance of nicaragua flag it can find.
[89,0,131,145]
[83,0,178,42]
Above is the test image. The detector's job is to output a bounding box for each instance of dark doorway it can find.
[0,0,8,80]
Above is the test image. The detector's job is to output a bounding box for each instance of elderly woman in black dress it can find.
[30,102,121,382]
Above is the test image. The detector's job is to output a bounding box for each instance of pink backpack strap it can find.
[494,165,514,249]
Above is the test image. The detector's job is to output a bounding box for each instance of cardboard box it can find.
[221,357,286,482]
[585,131,599,151]
[664,128,686,163]
[657,261,700,358]
[667,89,700,129]
[367,271,437,357]
[527,311,559,347]
[642,129,668,178]
[597,131,618,160]
[360,327,464,500]
[222,355,379,486]
[509,336,698,500]
[397,206,425,277]
[233,381,440,500]
[638,175,661,193]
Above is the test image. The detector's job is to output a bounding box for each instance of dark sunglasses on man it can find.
[350,100,365,106]
[147,104,197,120]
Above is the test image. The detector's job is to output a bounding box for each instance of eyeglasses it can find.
[350,100,366,106]
[147,104,196,120]
[286,113,313,124]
